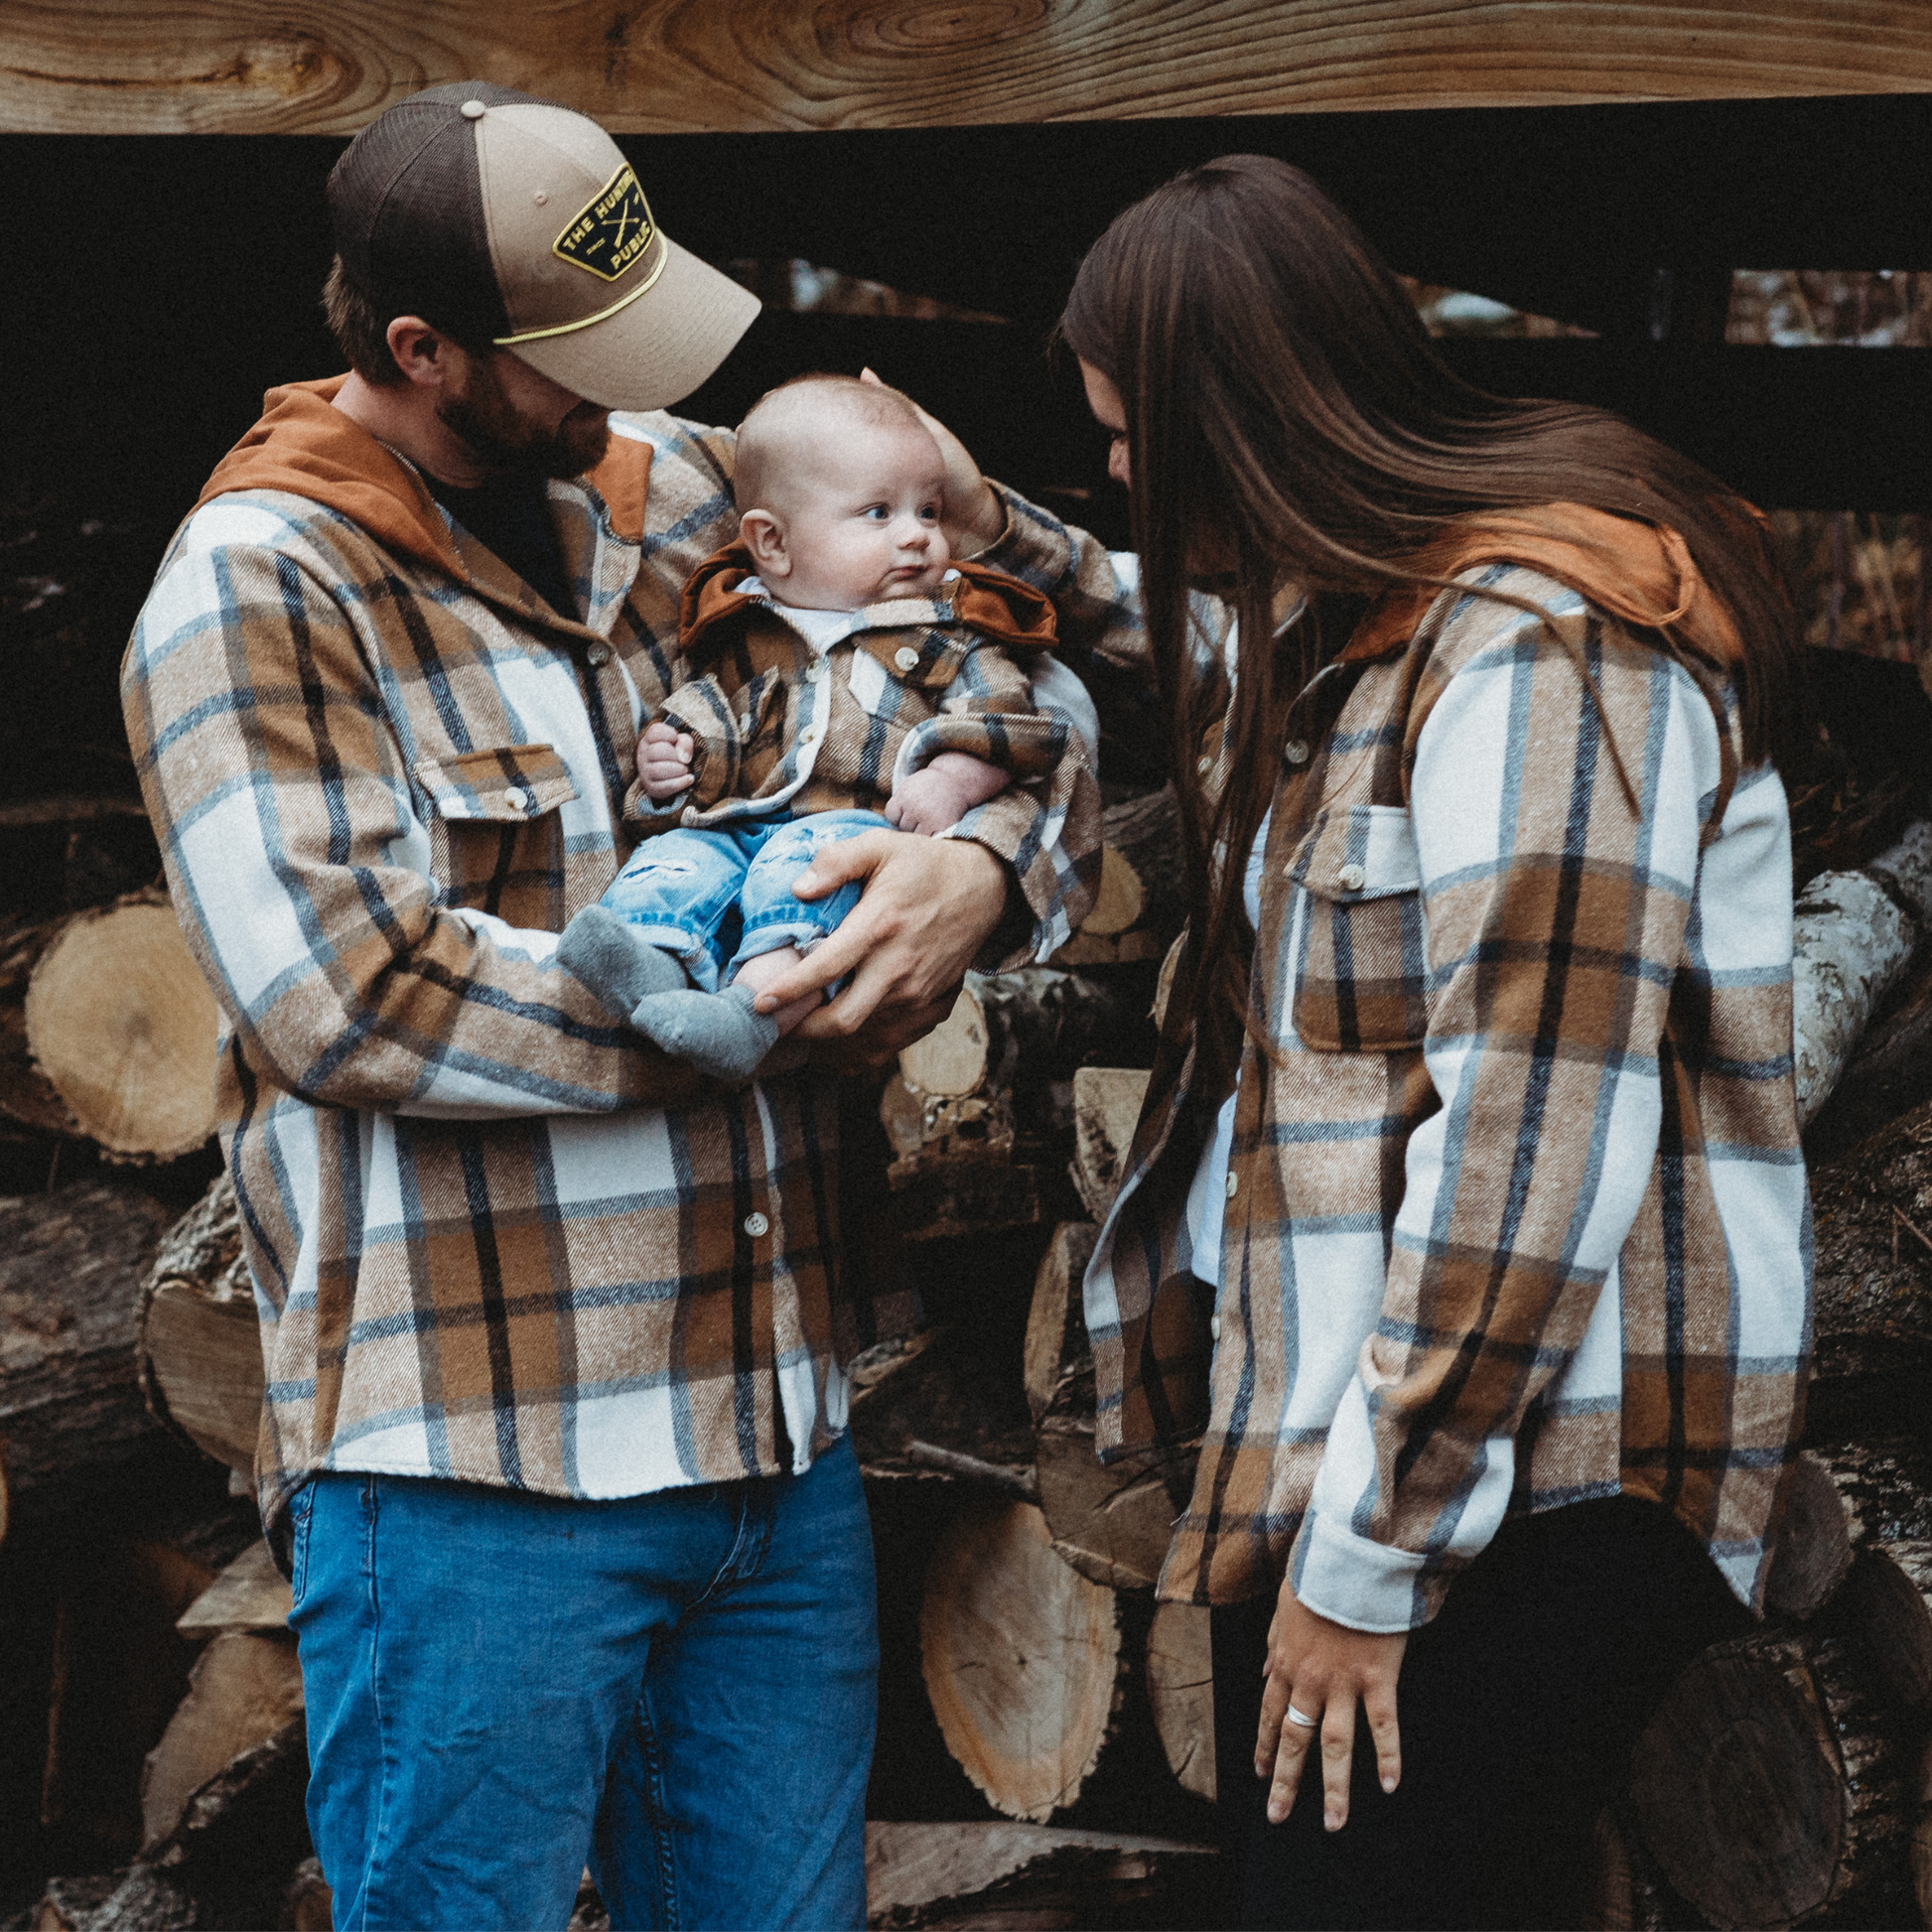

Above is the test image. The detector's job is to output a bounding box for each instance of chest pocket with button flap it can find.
[415,744,580,925]
[1286,803,1428,1052]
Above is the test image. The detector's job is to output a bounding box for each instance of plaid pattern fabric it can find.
[629,558,1098,949]
[1086,566,1810,1625]
[123,390,1117,1535]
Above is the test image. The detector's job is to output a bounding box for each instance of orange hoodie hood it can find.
[1342,501,1750,669]
[678,545,1057,662]
[195,375,654,581]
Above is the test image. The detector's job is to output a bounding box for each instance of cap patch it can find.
[553,165,656,283]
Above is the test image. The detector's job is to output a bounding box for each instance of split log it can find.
[919,1498,1124,1823]
[1581,1806,1670,1932]
[1035,1363,1195,1593]
[1627,1625,1911,1928]
[138,1172,263,1475]
[1144,1601,1215,1803]
[1069,1067,1151,1222]
[1052,787,1183,970]
[1793,818,1932,1127]
[1839,1538,1932,1717]
[898,969,1141,1106]
[0,1178,177,1513]
[140,1629,303,1851]
[0,916,79,1139]
[864,1820,1216,1930]
[1024,1221,1098,1424]
[23,891,221,1162]
[1761,1449,1858,1620]
[175,1539,291,1641]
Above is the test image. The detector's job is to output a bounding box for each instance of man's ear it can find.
[740,509,789,578]
[386,317,452,390]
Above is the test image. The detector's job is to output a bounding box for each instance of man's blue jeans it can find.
[286,1436,878,1930]
[603,810,886,992]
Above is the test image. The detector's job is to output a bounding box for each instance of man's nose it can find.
[1107,443,1132,487]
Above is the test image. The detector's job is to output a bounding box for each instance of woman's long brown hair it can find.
[1059,154,1803,1089]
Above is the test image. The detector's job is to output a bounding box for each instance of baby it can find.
[577,374,1095,1081]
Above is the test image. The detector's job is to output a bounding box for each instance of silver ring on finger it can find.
[1285,1704,1319,1728]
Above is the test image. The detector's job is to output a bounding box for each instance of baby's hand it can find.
[886,752,1008,836]
[640,721,696,802]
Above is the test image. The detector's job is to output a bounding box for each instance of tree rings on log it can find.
[1763,1449,1858,1620]
[1628,1629,1906,1928]
[919,1498,1122,1823]
[24,894,219,1161]
[897,969,1135,1104]
[1145,1601,1215,1802]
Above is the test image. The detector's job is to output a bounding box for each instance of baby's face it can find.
[766,423,952,610]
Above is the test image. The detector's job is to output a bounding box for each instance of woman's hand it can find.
[858,368,1005,557]
[1256,1577,1407,1832]
[748,831,1010,1045]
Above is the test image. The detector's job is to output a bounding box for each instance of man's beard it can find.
[437,359,610,480]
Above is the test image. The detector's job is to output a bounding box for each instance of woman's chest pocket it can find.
[416,744,580,927]
[1288,804,1428,1052]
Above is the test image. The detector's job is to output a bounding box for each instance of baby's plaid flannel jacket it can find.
[627,548,1096,889]
[122,378,1117,1538]
[1085,544,1811,1628]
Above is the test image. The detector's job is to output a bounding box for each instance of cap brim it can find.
[505,235,760,412]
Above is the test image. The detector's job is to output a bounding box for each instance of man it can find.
[123,83,1134,1929]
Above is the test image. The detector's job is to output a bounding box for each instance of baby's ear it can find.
[740,509,787,576]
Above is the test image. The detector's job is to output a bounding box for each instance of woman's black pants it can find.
[1211,1496,1750,1930]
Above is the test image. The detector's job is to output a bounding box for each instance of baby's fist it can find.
[640,721,695,802]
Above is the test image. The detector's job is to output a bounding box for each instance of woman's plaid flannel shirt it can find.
[1086,564,1811,1627]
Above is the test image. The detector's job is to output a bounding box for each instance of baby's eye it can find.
[861,504,891,520]
[919,503,940,522]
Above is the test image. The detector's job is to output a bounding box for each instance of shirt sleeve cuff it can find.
[1289,1509,1449,1634]
[971,481,1068,586]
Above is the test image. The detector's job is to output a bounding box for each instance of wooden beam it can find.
[5,1,1932,137]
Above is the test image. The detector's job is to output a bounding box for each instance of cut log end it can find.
[1145,1601,1215,1803]
[919,1498,1122,1823]
[25,896,219,1161]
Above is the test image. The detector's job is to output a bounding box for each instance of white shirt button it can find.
[1225,1171,1238,1199]
[1285,740,1311,764]
[743,1211,769,1239]
[1196,754,1213,775]
[587,645,611,667]
[501,786,528,812]
[1209,1313,1222,1342]
[806,662,824,683]
[894,646,920,672]
[1335,864,1366,893]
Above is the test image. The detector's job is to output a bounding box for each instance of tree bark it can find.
[898,970,1142,1104]
[0,1179,177,1514]
[919,1498,1124,1824]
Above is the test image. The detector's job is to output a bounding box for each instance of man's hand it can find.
[885,752,1010,836]
[859,369,1005,558]
[749,831,1010,1038]
[639,721,695,802]
[1256,1576,1407,1834]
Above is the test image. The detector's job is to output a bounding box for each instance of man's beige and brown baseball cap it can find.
[328,82,759,411]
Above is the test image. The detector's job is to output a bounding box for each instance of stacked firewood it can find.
[18,772,1932,1928]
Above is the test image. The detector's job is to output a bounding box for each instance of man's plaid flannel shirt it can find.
[1086,566,1811,1626]
[122,384,1128,1537]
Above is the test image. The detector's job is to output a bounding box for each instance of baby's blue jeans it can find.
[287,1436,877,1929]
[602,809,887,991]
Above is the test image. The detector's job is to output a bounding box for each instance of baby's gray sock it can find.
[628,983,781,1083]
[555,904,689,1011]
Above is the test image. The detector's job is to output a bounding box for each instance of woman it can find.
[1064,156,1810,1929]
